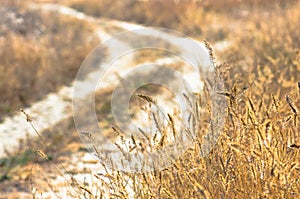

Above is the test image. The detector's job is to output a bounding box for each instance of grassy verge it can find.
[61,0,299,40]
[0,1,100,119]
[61,0,230,40]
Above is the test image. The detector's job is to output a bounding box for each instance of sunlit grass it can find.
[0,0,299,198]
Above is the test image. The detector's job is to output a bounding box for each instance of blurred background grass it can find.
[0,0,99,120]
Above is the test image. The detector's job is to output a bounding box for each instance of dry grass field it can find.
[0,0,299,198]
[0,0,99,120]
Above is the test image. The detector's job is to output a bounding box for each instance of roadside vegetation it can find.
[0,0,99,119]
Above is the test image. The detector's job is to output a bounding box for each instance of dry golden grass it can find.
[62,66,298,198]
[0,1,99,118]
[61,0,300,40]
[61,0,229,40]
[67,1,300,198]
[88,70,299,198]
[0,0,299,198]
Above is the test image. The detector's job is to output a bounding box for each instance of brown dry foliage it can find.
[0,1,99,118]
